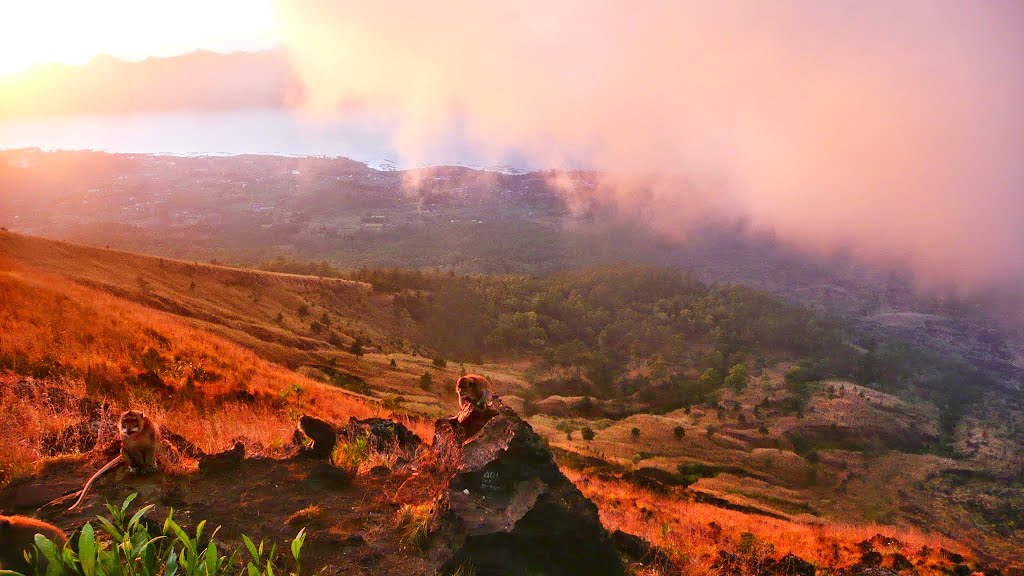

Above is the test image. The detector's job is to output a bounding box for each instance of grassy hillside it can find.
[0,233,440,486]
[0,230,1018,570]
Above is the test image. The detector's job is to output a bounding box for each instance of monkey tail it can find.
[68,454,124,511]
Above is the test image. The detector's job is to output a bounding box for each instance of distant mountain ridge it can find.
[0,49,297,118]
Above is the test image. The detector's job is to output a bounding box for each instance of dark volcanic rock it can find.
[428,400,624,576]
[340,417,421,452]
[612,530,680,576]
[773,553,816,576]
[41,421,101,455]
[860,551,883,567]
[890,553,914,571]
[198,442,245,473]
[941,549,966,564]
[160,426,205,459]
[849,568,900,576]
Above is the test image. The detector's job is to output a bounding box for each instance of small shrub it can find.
[673,426,685,440]
[432,356,447,369]
[581,427,595,441]
[630,427,641,441]
[349,338,363,356]
[333,434,371,474]
[419,371,433,391]
[396,503,432,551]
[737,530,775,560]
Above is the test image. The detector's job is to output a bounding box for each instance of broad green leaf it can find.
[290,529,305,562]
[164,549,179,576]
[80,522,97,576]
[96,515,124,541]
[129,504,156,530]
[121,493,139,513]
[205,542,217,576]
[242,535,259,563]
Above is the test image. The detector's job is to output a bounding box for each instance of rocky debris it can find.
[714,550,817,576]
[197,442,245,473]
[890,553,914,571]
[427,399,624,576]
[772,553,816,576]
[41,421,103,455]
[612,530,680,576]
[340,417,422,452]
[38,397,118,456]
[942,550,966,564]
[846,568,900,576]
[860,551,883,566]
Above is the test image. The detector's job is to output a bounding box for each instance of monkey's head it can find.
[456,374,492,412]
[119,410,148,435]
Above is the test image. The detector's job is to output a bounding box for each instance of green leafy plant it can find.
[333,434,371,474]
[11,494,306,576]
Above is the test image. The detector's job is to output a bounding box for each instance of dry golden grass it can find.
[0,251,432,485]
[565,469,967,576]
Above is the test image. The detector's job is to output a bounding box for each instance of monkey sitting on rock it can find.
[68,410,159,511]
[449,374,499,440]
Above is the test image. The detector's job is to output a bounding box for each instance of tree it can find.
[581,426,595,441]
[631,427,641,441]
[389,358,397,368]
[725,363,749,391]
[432,356,448,369]
[419,371,433,391]
[697,368,723,390]
[650,355,667,380]
[309,320,323,334]
[297,303,310,319]
[673,426,685,440]
[349,338,364,356]
[321,312,331,326]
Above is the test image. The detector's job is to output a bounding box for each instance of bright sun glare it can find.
[0,0,281,77]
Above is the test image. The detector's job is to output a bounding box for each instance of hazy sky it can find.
[0,0,280,75]
[3,0,1023,290]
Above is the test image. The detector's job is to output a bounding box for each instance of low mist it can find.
[277,0,1024,292]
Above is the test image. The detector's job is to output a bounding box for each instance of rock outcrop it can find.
[428,399,624,576]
